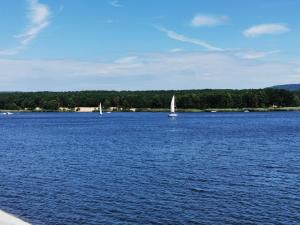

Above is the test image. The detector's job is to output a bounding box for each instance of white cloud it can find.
[243,23,290,38]
[238,50,280,59]
[0,52,298,91]
[156,26,223,51]
[191,14,228,27]
[0,0,50,56]
[0,47,24,56]
[169,48,184,53]
[110,0,122,7]
[115,56,138,64]
[16,0,50,45]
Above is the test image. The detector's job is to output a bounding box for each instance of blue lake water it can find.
[1,112,300,224]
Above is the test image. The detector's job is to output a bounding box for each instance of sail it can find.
[170,96,175,113]
[99,103,103,115]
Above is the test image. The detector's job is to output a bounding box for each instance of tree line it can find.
[0,89,299,110]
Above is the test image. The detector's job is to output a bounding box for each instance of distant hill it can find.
[271,84,300,91]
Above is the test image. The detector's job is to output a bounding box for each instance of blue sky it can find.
[0,0,299,91]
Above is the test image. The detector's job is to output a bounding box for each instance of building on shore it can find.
[76,107,97,112]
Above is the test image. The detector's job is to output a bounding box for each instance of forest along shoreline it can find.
[2,107,300,113]
[1,88,300,112]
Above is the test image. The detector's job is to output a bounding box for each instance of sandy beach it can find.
[0,210,31,225]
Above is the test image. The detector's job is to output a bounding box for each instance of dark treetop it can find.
[0,88,299,110]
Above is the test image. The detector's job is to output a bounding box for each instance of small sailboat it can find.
[99,102,103,116]
[2,112,13,115]
[168,95,178,117]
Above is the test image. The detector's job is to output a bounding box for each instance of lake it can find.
[1,112,300,224]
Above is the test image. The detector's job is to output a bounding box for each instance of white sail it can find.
[168,95,178,117]
[170,95,175,113]
[99,103,103,115]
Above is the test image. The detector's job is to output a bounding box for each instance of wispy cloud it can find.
[104,19,119,24]
[169,48,184,53]
[16,0,50,45]
[110,0,122,7]
[156,26,223,51]
[0,53,298,90]
[243,23,290,38]
[115,56,138,64]
[0,0,50,56]
[0,47,23,56]
[191,14,229,27]
[58,5,64,13]
[238,50,280,59]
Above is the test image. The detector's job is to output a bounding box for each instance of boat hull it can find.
[168,113,178,117]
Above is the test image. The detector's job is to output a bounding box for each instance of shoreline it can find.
[1,107,300,113]
[0,210,31,225]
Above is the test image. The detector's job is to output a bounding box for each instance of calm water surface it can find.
[1,112,300,224]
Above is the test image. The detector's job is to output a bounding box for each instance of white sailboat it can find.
[99,102,103,116]
[168,95,178,117]
[2,112,13,115]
